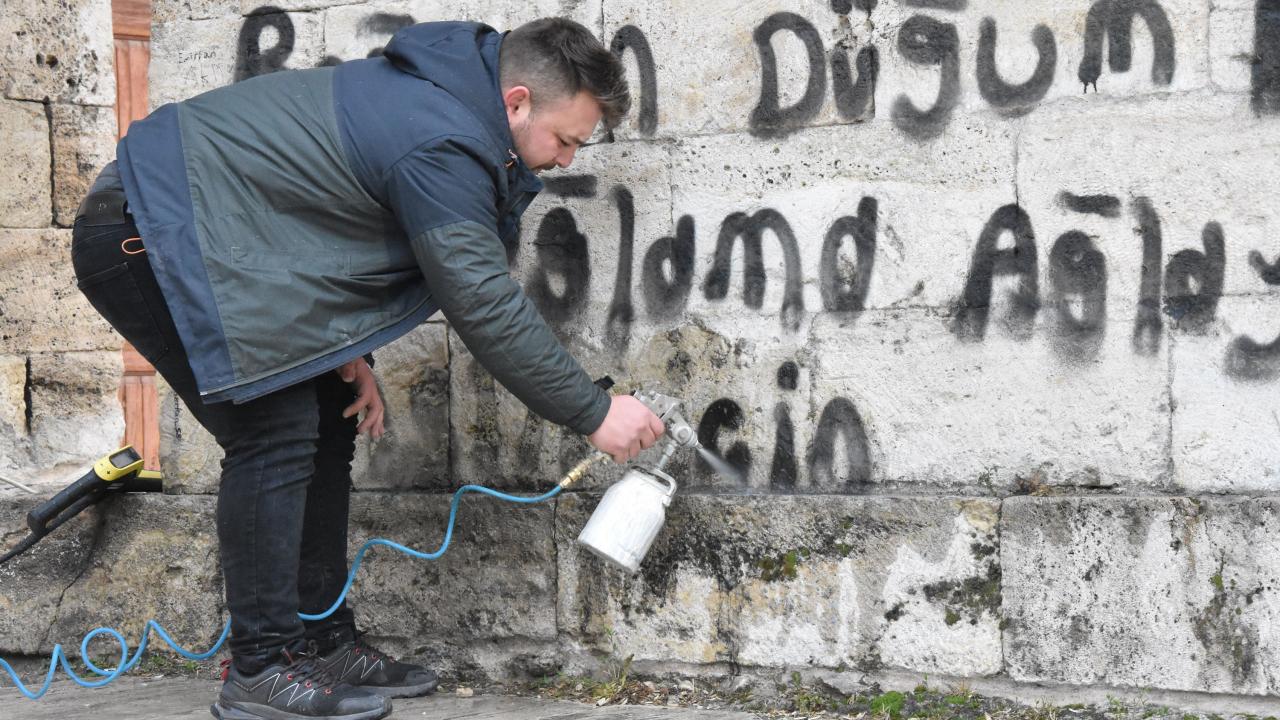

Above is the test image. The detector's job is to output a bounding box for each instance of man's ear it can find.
[503,85,532,123]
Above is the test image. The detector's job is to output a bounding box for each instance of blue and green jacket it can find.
[116,21,610,435]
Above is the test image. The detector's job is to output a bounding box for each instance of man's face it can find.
[505,87,601,173]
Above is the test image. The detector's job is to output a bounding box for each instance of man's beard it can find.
[513,120,555,173]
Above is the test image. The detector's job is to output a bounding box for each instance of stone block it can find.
[345,492,559,679]
[0,230,119,354]
[150,11,325,107]
[1002,496,1280,695]
[28,351,124,473]
[0,0,115,105]
[0,353,27,476]
[1172,295,1280,493]
[809,309,1171,493]
[0,496,98,654]
[351,323,450,491]
[556,494,1002,677]
[46,495,225,656]
[0,100,52,228]
[51,104,117,227]
[1018,95,1280,308]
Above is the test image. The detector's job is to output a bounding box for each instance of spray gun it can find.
[563,383,703,574]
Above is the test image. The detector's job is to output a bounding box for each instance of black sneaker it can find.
[312,628,439,699]
[210,645,391,720]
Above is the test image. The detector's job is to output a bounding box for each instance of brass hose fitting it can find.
[559,452,609,489]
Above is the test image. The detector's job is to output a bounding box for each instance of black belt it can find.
[76,186,131,227]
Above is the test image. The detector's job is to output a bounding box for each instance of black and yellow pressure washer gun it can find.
[0,446,162,566]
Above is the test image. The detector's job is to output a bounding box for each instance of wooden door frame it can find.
[111,0,159,470]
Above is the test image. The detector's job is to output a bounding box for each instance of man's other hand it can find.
[588,395,665,463]
[337,358,386,439]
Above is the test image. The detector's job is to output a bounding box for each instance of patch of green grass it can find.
[870,690,907,719]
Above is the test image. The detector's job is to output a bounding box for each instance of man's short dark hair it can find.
[500,18,631,130]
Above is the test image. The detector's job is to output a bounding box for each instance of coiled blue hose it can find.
[0,482,563,700]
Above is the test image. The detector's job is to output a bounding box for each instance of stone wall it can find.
[0,2,122,491]
[2,0,1280,706]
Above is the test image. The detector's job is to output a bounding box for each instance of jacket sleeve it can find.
[384,136,611,436]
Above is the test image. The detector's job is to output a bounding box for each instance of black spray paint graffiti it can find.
[235,8,294,82]
[1132,197,1164,355]
[746,0,1194,140]
[236,10,660,135]
[235,1,1236,141]
[606,186,637,352]
[749,10,878,139]
[534,179,883,333]
[526,208,591,324]
[976,17,1056,116]
[893,14,961,141]
[610,26,659,137]
[703,209,806,331]
[771,361,799,490]
[820,197,878,312]
[952,204,1041,342]
[750,13,830,139]
[697,365,872,492]
[953,195,1232,358]
[806,397,872,489]
[1163,222,1225,333]
[642,215,696,320]
[696,399,753,480]
[1078,0,1176,92]
[1225,247,1280,382]
[1048,231,1107,361]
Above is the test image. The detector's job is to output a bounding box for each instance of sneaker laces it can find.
[283,646,343,691]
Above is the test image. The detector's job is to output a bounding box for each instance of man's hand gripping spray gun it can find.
[558,388,701,574]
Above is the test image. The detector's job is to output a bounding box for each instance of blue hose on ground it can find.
[0,483,563,700]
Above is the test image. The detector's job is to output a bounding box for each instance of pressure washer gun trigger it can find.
[630,388,702,453]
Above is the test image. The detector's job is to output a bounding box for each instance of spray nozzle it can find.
[632,388,701,474]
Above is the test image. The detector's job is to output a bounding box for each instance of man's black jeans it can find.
[71,213,358,673]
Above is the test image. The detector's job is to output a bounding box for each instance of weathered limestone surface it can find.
[557,495,1003,678]
[351,323,451,491]
[0,230,117,354]
[344,493,560,679]
[0,356,28,475]
[27,351,124,472]
[51,103,117,227]
[0,0,115,105]
[1172,295,1280,493]
[1002,496,1280,696]
[45,495,225,654]
[0,100,52,229]
[0,497,98,654]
